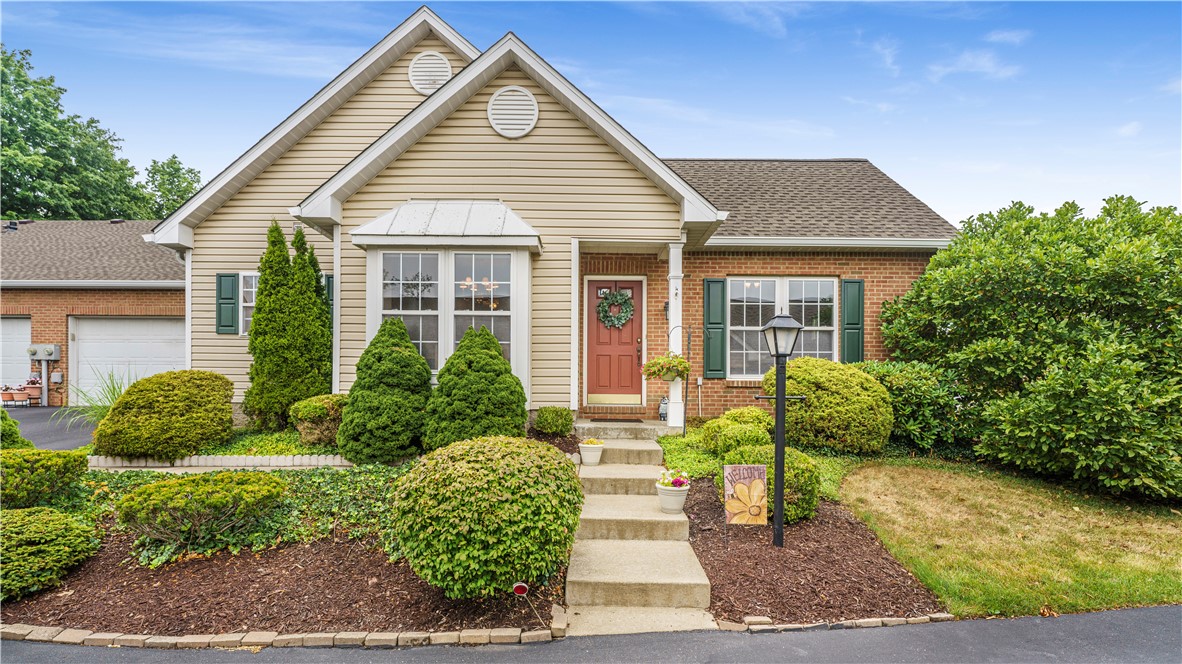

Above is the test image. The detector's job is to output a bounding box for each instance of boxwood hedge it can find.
[92,370,233,461]
[762,357,892,454]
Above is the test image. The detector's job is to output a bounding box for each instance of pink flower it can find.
[672,477,689,488]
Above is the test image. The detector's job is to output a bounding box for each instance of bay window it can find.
[727,277,838,378]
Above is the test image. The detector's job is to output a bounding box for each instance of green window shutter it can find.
[324,274,335,319]
[840,279,864,363]
[703,278,727,378]
[215,273,239,335]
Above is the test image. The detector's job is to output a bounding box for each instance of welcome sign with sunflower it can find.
[723,464,768,525]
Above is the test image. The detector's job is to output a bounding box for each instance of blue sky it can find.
[3,1,1179,223]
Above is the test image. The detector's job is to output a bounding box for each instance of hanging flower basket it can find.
[596,290,635,329]
[642,352,691,381]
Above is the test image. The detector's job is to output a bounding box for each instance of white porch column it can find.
[667,239,685,427]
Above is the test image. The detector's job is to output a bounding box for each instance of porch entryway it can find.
[585,279,644,406]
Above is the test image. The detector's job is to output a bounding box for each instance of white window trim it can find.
[366,248,531,405]
[725,276,840,379]
[580,274,648,408]
[378,251,442,370]
[239,272,259,336]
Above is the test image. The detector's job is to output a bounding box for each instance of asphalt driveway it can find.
[4,406,93,450]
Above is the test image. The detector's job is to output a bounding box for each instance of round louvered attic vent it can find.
[408,51,453,95]
[487,86,539,138]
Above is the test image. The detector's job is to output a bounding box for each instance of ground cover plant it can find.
[1,449,88,508]
[1,507,100,601]
[289,393,348,446]
[881,197,1181,498]
[194,430,337,457]
[92,370,233,461]
[0,410,33,449]
[392,436,582,598]
[842,461,1182,617]
[337,318,432,464]
[762,357,893,454]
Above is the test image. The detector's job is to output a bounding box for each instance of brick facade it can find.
[1,289,184,406]
[579,250,933,420]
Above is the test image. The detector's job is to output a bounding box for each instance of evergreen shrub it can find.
[533,406,574,436]
[855,360,965,453]
[1,449,88,508]
[337,318,432,464]
[1,507,99,600]
[1,410,33,449]
[391,436,582,599]
[715,444,820,523]
[761,357,892,454]
[289,394,348,446]
[422,327,527,451]
[92,370,233,461]
[117,471,287,566]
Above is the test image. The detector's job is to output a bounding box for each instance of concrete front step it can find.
[575,421,681,441]
[579,464,662,496]
[599,439,664,466]
[566,540,711,608]
[577,495,689,541]
[565,606,718,636]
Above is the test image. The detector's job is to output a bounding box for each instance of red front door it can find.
[587,280,643,404]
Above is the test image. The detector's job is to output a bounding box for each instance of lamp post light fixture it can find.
[759,313,804,548]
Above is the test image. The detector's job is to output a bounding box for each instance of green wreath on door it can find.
[597,290,635,329]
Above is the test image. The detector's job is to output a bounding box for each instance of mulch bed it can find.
[685,479,941,624]
[529,429,580,456]
[1,534,558,636]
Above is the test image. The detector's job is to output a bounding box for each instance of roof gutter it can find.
[1,280,185,290]
[702,236,953,250]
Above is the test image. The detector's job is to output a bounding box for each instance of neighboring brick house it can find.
[0,220,185,406]
[143,7,957,425]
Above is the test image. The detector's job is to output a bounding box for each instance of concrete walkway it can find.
[5,605,1178,663]
[564,425,715,636]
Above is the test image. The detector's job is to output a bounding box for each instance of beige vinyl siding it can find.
[191,37,465,397]
[340,67,682,407]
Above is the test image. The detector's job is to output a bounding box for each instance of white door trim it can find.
[581,274,647,408]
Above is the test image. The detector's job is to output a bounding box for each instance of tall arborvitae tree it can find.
[337,317,432,464]
[243,222,330,430]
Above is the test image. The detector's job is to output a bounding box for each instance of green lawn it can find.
[841,461,1182,617]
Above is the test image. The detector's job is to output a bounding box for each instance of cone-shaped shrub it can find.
[243,223,331,430]
[423,327,527,451]
[337,318,432,464]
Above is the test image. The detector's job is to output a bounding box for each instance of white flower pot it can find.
[655,483,690,514]
[579,444,603,466]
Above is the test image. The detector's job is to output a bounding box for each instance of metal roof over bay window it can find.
[348,199,542,252]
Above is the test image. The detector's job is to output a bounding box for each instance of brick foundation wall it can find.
[1,289,184,406]
[577,250,933,420]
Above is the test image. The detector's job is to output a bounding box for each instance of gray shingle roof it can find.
[1,220,184,282]
[664,158,957,240]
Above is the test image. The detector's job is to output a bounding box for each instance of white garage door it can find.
[71,317,185,404]
[1,317,32,387]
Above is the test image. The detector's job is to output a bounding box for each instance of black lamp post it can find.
[760,313,803,548]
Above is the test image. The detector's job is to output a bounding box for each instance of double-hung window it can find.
[453,252,512,359]
[240,273,259,335]
[382,253,440,369]
[727,277,838,378]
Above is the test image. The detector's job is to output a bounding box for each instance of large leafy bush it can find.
[1,449,88,508]
[761,357,893,454]
[714,444,820,523]
[855,360,964,453]
[391,436,582,599]
[289,393,348,446]
[92,370,233,461]
[533,406,574,436]
[337,318,432,464]
[1,507,99,600]
[117,471,287,566]
[423,327,527,451]
[1,410,33,449]
[244,223,332,430]
[881,197,1182,498]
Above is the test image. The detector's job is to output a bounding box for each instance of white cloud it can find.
[708,2,810,39]
[928,50,1022,82]
[1161,78,1182,94]
[984,29,1033,45]
[841,96,897,113]
[1116,121,1143,138]
[871,38,901,77]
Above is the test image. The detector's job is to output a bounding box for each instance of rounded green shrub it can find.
[1,410,33,449]
[337,318,432,464]
[391,436,583,599]
[702,422,771,457]
[719,406,774,433]
[855,360,966,454]
[289,394,348,446]
[698,407,775,455]
[533,406,574,436]
[423,327,527,451]
[117,471,287,566]
[92,370,233,461]
[761,357,893,454]
[1,449,88,508]
[1,507,99,600]
[714,444,820,523]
